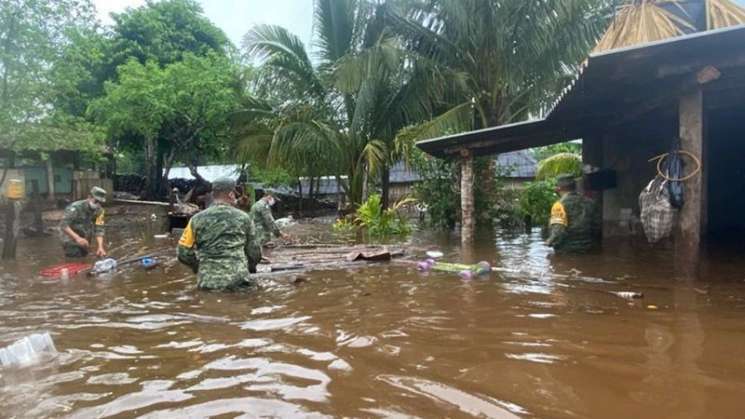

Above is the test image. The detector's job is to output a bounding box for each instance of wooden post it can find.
[2,200,22,260]
[45,155,55,201]
[676,88,704,270]
[460,149,475,246]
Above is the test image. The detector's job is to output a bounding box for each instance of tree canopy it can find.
[90,53,238,197]
[0,0,104,156]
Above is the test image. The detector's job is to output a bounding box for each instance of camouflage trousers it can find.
[196,265,257,292]
[198,277,257,292]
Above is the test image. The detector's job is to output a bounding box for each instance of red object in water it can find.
[39,262,91,278]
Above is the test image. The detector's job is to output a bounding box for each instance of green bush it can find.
[332,217,356,235]
[518,180,558,227]
[355,194,413,239]
[250,167,293,187]
[410,155,459,229]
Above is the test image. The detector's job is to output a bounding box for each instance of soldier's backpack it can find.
[639,176,677,243]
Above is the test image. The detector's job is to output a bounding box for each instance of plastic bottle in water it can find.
[0,332,57,368]
[93,258,118,273]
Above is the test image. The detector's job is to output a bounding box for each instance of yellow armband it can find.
[550,202,568,226]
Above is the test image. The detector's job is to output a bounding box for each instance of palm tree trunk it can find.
[381,164,391,209]
[297,178,303,215]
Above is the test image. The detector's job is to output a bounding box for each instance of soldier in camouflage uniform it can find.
[547,175,598,253]
[177,177,262,291]
[250,194,286,246]
[59,187,108,258]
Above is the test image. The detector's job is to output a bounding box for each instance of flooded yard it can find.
[1,217,745,418]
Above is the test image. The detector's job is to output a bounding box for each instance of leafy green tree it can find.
[49,0,233,195]
[89,53,238,198]
[1,0,104,186]
[109,0,230,67]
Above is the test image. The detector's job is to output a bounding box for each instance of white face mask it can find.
[266,197,276,207]
[89,200,101,211]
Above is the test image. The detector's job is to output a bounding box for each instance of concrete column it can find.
[677,89,704,270]
[460,149,474,246]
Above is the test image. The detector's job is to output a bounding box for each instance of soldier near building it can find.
[59,187,108,258]
[546,175,598,253]
[177,177,262,291]
[250,194,287,246]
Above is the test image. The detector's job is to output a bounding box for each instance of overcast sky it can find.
[93,0,314,50]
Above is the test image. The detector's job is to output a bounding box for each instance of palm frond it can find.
[707,0,745,29]
[359,139,387,176]
[313,0,358,65]
[243,24,325,99]
[594,1,695,53]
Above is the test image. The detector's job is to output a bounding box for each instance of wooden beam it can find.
[676,88,704,273]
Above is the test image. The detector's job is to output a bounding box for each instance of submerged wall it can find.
[590,110,676,237]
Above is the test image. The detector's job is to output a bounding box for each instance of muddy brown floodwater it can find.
[1,217,745,418]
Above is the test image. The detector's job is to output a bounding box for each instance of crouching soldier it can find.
[177,177,262,291]
[60,186,108,258]
[546,175,598,253]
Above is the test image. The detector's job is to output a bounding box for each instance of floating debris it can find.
[612,291,644,300]
[0,332,57,368]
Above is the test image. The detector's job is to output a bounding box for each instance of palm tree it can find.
[391,0,610,134]
[238,0,435,208]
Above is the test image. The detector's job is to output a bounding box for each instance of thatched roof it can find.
[594,0,745,53]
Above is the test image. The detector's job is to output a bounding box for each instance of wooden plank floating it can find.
[260,244,406,275]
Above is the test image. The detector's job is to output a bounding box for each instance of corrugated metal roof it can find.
[167,165,241,182]
[496,150,537,178]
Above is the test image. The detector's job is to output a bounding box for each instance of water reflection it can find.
[1,223,745,418]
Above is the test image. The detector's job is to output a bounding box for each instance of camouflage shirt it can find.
[177,202,261,290]
[59,200,105,245]
[547,192,598,253]
[250,200,280,245]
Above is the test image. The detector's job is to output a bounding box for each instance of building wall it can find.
[598,112,675,237]
[22,167,74,195]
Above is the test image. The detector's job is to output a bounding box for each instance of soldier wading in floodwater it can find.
[546,175,598,253]
[250,193,287,246]
[59,186,108,258]
[177,177,262,291]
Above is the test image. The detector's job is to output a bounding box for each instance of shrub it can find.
[518,180,558,227]
[355,194,414,239]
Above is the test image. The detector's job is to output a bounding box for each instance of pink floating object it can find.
[459,270,474,280]
[417,261,432,272]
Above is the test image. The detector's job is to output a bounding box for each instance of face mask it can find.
[266,198,275,207]
[89,200,101,211]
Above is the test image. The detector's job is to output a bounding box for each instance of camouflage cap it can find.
[212,177,236,193]
[90,186,107,203]
[556,174,577,190]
